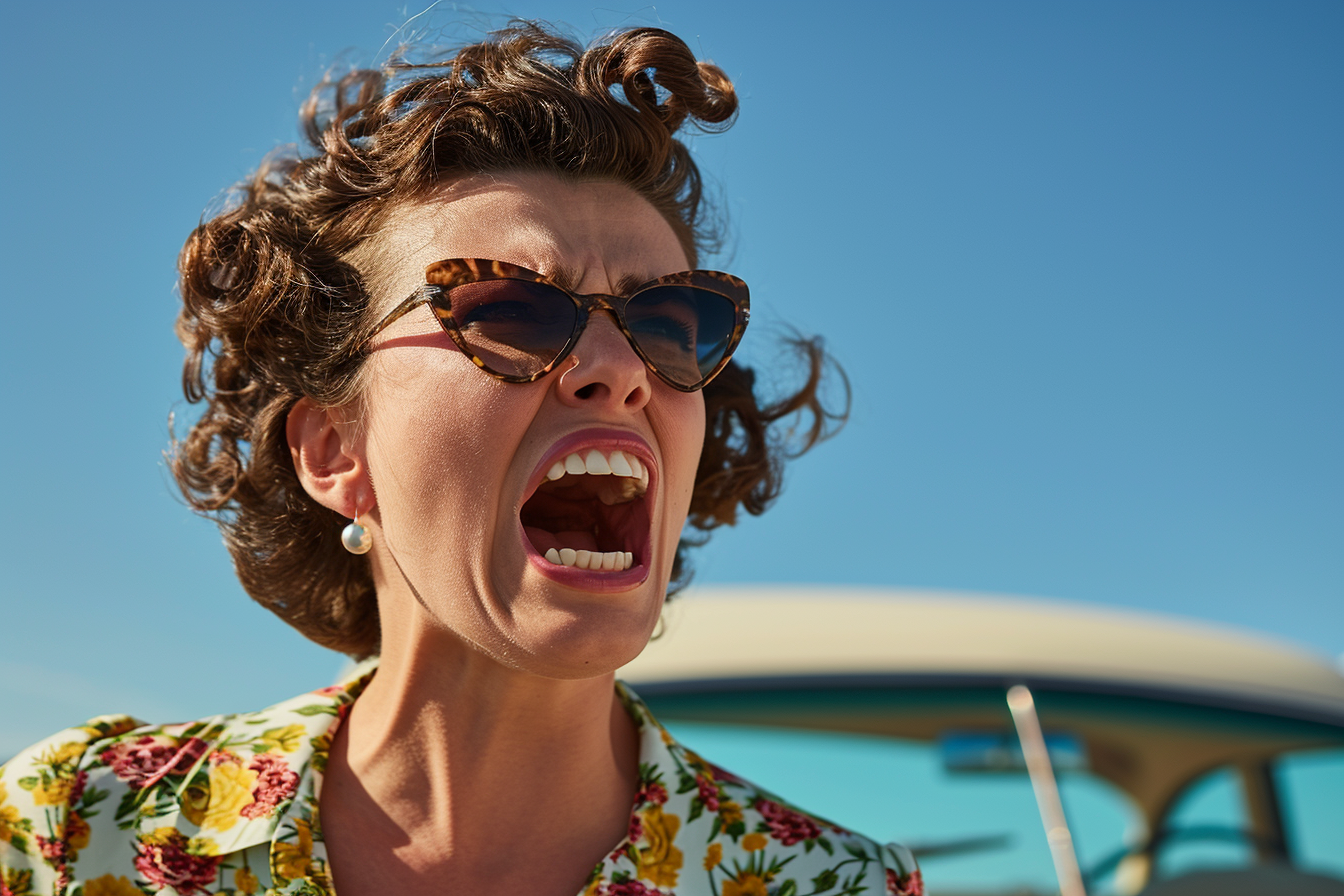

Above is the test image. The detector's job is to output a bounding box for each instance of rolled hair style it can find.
[173,21,848,658]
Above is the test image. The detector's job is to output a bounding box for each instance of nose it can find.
[554,313,651,413]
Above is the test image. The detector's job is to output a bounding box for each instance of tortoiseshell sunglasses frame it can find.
[366,258,750,393]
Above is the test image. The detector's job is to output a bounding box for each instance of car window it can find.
[1153,765,1253,876]
[1277,747,1344,878]
[664,720,1140,896]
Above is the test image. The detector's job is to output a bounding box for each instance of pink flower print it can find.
[36,834,66,861]
[65,770,88,807]
[101,736,208,790]
[608,841,637,864]
[754,798,822,846]
[636,780,668,806]
[208,748,241,767]
[240,753,300,819]
[133,829,220,895]
[695,774,720,812]
[603,880,664,895]
[887,868,925,896]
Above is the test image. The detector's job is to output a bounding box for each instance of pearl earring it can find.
[341,512,372,555]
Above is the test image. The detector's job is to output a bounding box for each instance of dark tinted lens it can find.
[447,280,577,377]
[626,286,737,386]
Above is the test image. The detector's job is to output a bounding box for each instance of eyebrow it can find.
[549,263,655,297]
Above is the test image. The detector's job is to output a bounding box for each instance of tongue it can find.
[524,527,600,553]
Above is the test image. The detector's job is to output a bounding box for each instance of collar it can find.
[168,661,675,893]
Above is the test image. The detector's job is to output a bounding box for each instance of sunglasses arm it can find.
[364,286,436,346]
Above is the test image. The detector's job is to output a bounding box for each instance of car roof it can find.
[621,587,1344,827]
[621,586,1344,723]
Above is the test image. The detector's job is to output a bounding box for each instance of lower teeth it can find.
[544,548,634,571]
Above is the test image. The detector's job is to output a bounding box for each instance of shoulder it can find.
[0,681,358,895]
[706,762,922,896]
[599,683,924,896]
[641,746,923,896]
[2,714,144,894]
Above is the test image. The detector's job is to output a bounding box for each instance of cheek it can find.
[360,354,528,523]
[667,392,707,510]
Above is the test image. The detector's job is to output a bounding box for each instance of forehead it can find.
[354,172,690,305]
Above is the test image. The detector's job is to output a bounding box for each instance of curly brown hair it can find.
[173,21,847,658]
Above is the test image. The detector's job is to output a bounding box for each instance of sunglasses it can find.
[366,258,750,392]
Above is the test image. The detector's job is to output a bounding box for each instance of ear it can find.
[287,397,372,518]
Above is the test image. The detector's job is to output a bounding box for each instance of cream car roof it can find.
[621,586,1344,720]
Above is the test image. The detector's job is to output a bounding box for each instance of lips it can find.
[520,434,655,583]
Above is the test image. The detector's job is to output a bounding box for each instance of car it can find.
[619,587,1344,895]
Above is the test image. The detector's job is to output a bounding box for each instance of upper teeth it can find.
[546,449,649,493]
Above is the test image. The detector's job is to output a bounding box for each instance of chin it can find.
[494,580,666,681]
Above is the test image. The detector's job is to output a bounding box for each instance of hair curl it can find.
[174,21,847,658]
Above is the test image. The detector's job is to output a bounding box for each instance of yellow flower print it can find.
[310,731,334,773]
[234,865,260,894]
[40,741,86,768]
[64,811,91,857]
[0,781,24,844]
[274,818,314,881]
[703,842,723,870]
[76,717,139,742]
[256,724,306,754]
[718,801,743,826]
[30,777,77,807]
[722,872,769,896]
[183,761,258,832]
[190,835,221,857]
[741,833,767,852]
[181,781,209,827]
[682,748,712,775]
[83,875,144,896]
[3,867,34,896]
[0,805,20,846]
[142,826,176,845]
[636,805,683,888]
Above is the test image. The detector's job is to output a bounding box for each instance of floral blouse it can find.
[1,666,922,896]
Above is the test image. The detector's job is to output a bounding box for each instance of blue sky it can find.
[1,0,1340,765]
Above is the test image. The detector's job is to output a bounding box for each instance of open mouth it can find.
[521,448,651,572]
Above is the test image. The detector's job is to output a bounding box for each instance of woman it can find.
[0,22,921,896]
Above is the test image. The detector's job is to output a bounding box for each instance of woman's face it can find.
[347,172,705,678]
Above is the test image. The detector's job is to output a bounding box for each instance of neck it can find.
[344,639,636,798]
[322,610,641,893]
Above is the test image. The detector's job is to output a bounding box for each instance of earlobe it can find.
[287,397,371,516]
